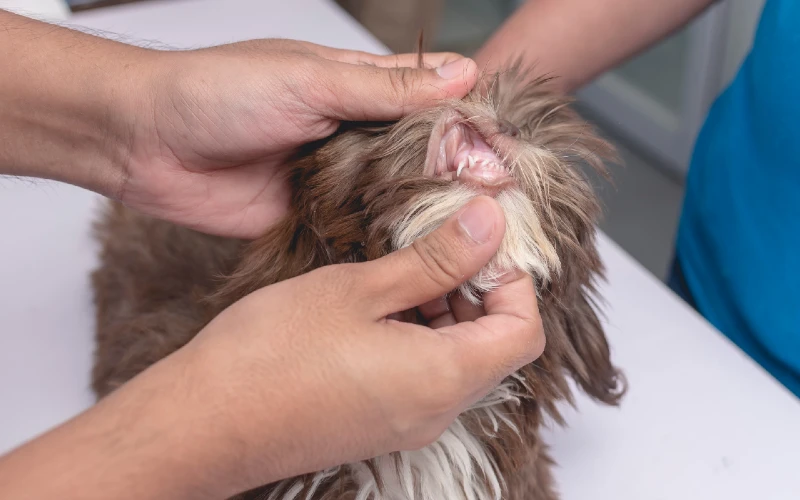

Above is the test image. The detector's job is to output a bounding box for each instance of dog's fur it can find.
[91,64,625,500]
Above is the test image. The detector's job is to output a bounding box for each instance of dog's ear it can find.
[561,290,626,405]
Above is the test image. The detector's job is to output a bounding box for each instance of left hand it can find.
[121,40,478,238]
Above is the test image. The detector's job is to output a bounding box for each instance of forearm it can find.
[0,10,152,196]
[476,0,717,93]
[0,348,242,500]
[0,334,347,499]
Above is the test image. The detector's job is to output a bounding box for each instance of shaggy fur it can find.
[91,63,625,500]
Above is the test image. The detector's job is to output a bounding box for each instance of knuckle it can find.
[295,58,328,88]
[281,55,325,89]
[386,66,423,106]
[309,264,360,303]
[403,424,449,451]
[441,52,463,61]
[390,413,448,451]
[411,234,467,291]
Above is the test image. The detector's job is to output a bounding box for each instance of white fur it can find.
[267,380,525,500]
[391,185,561,304]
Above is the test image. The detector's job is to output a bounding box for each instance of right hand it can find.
[14,196,544,500]
[174,195,545,496]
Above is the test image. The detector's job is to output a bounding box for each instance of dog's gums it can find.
[90,63,626,500]
[426,112,516,196]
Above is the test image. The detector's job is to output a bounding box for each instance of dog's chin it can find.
[390,178,560,305]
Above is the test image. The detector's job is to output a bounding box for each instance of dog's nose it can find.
[498,119,520,137]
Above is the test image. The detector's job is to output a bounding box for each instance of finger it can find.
[238,39,465,70]
[344,52,466,70]
[418,296,450,321]
[360,196,505,318]
[313,57,478,122]
[441,271,544,387]
[428,314,457,329]
[476,271,544,372]
[422,291,485,328]
[327,50,465,70]
[419,296,458,328]
[449,292,485,323]
[419,294,481,327]
[284,41,465,69]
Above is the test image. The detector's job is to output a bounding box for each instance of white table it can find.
[2,1,799,498]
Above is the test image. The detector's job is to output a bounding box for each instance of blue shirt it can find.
[678,0,800,397]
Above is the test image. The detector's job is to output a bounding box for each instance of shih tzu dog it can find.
[90,61,625,500]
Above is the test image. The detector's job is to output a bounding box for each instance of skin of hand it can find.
[475,0,716,93]
[0,196,545,500]
[0,10,478,238]
[126,40,478,238]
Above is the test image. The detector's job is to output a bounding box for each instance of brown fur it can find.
[91,63,625,499]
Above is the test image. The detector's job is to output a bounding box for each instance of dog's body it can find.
[91,65,624,500]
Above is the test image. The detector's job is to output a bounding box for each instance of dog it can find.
[90,62,625,500]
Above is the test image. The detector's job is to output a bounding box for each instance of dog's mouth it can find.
[424,112,516,195]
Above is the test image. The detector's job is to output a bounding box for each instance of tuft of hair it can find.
[390,184,559,304]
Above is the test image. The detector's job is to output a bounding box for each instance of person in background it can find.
[472,0,799,397]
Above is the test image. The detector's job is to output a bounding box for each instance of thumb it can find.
[362,196,505,318]
[318,57,478,121]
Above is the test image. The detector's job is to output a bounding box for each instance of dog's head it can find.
[218,63,626,499]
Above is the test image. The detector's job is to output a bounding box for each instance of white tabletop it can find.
[2,1,799,498]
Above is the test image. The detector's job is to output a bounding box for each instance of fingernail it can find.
[458,198,496,244]
[436,58,471,80]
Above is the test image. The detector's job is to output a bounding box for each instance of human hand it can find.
[163,195,544,496]
[0,10,477,237]
[121,40,478,238]
[0,196,543,500]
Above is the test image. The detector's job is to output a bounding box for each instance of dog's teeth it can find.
[468,155,476,169]
[457,160,466,177]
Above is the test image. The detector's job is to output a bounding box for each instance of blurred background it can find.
[334,0,765,280]
[2,0,767,280]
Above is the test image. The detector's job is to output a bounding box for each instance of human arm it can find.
[0,196,544,499]
[475,0,717,93]
[0,8,477,238]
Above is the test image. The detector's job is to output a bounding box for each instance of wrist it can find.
[0,10,157,198]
